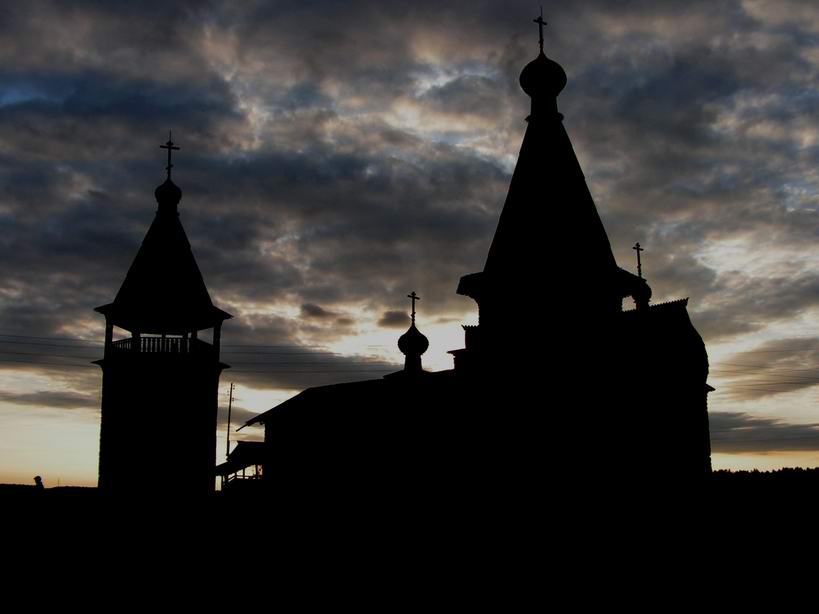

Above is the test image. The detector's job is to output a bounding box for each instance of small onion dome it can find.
[519,51,567,99]
[154,177,182,213]
[398,322,429,357]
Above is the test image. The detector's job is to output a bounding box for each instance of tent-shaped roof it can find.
[95,178,231,333]
[481,50,619,292]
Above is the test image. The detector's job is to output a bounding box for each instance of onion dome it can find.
[155,131,182,213]
[519,12,567,118]
[398,322,429,358]
[155,177,182,214]
[398,291,428,373]
[519,51,567,99]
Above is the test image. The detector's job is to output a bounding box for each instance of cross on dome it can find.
[159,130,180,179]
[533,8,547,54]
[407,291,420,324]
[633,242,645,279]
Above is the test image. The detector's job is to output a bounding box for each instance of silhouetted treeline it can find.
[711,467,819,489]
[3,468,819,506]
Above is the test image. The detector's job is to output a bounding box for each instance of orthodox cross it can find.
[407,291,420,324]
[533,8,547,54]
[633,242,644,279]
[159,130,180,179]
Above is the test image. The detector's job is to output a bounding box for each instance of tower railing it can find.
[110,336,215,356]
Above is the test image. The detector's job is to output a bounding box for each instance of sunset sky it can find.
[3,0,819,486]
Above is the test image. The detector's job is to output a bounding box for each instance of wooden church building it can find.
[241,18,713,496]
[94,136,231,497]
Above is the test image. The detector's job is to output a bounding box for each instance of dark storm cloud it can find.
[710,411,819,453]
[151,124,504,312]
[0,71,242,165]
[0,389,98,410]
[3,0,819,438]
[419,74,504,119]
[300,303,335,318]
[378,311,408,328]
[0,1,214,79]
[712,337,819,401]
[697,274,819,343]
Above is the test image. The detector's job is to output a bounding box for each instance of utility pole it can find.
[225,382,234,461]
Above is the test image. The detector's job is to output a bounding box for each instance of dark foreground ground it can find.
[4,467,819,503]
[3,471,815,556]
[710,466,819,489]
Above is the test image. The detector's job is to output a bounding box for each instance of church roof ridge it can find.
[647,297,689,308]
[622,297,690,315]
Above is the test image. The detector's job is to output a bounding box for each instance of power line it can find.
[0,350,101,360]
[713,363,819,372]
[0,338,102,348]
[0,332,388,348]
[722,347,819,355]
[0,348,395,368]
[0,334,398,355]
[719,377,819,383]
[713,362,819,371]
[0,358,96,369]
[711,434,819,443]
[0,342,397,361]
[0,333,101,343]
[7,336,819,391]
[0,357,395,374]
[5,332,819,353]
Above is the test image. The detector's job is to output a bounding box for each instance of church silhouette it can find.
[95,16,712,498]
[232,17,713,496]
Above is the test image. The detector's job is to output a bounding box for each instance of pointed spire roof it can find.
[95,135,231,332]
[479,16,619,300]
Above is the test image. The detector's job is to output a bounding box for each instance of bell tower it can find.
[94,133,232,496]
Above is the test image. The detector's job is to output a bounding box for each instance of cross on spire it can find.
[633,242,644,279]
[533,7,547,54]
[159,130,180,179]
[407,291,420,324]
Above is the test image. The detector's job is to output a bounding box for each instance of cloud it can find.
[300,303,335,318]
[418,74,505,120]
[0,389,97,410]
[378,310,409,328]
[0,332,401,405]
[2,0,819,463]
[710,411,819,453]
[222,348,399,392]
[712,337,819,400]
[216,405,259,429]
